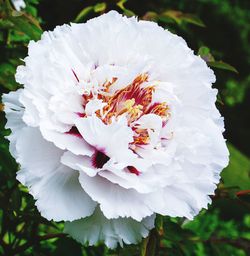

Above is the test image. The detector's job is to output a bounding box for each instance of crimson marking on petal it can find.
[93,63,99,70]
[91,150,110,169]
[76,112,85,118]
[71,69,79,83]
[65,126,82,138]
[127,166,140,176]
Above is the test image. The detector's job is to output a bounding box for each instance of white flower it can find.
[11,0,26,11]
[3,11,229,248]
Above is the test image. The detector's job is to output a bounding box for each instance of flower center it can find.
[80,73,170,147]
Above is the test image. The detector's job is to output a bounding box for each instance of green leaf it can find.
[0,63,18,90]
[243,215,250,228]
[10,188,22,211]
[26,5,38,17]
[142,11,158,21]
[161,10,205,27]
[198,46,215,62]
[181,14,205,27]
[94,2,106,13]
[184,210,220,240]
[123,9,136,17]
[198,47,238,73]
[0,19,14,29]
[11,10,23,17]
[163,219,186,242]
[117,0,127,10]
[208,61,238,73]
[198,46,210,56]
[74,6,94,23]
[223,79,245,106]
[221,143,250,190]
[161,10,183,24]
[9,16,42,40]
[117,0,135,17]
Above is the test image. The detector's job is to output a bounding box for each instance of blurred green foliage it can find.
[0,0,250,255]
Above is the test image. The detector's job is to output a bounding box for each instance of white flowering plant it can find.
[0,0,249,255]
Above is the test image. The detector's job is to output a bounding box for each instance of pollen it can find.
[81,73,170,147]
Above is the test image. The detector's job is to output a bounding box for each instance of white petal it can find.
[2,89,24,131]
[75,115,136,163]
[40,126,94,156]
[48,92,84,125]
[33,166,97,222]
[78,172,153,221]
[11,0,26,11]
[16,127,97,221]
[98,169,151,193]
[64,207,155,248]
[61,151,98,177]
[145,186,198,219]
[133,114,162,148]
[99,161,179,194]
[136,146,173,166]
[19,89,40,127]
[2,89,25,158]
[85,98,106,116]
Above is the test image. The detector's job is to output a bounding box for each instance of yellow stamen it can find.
[83,74,171,146]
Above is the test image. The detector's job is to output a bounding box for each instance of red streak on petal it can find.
[127,166,140,176]
[71,69,79,83]
[91,150,110,169]
[76,112,85,118]
[65,126,82,138]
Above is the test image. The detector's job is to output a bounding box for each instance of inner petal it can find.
[91,150,110,169]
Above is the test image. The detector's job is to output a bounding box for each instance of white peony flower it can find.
[11,0,26,11]
[3,11,229,248]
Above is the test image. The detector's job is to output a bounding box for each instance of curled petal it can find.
[64,207,155,248]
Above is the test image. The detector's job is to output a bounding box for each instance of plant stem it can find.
[141,229,159,256]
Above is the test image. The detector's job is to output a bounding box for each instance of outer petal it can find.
[64,207,155,249]
[33,166,97,222]
[40,126,94,156]
[2,89,24,130]
[145,186,199,219]
[78,172,153,221]
[2,89,25,158]
[16,127,97,221]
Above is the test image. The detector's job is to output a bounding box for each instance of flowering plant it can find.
[3,9,229,248]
